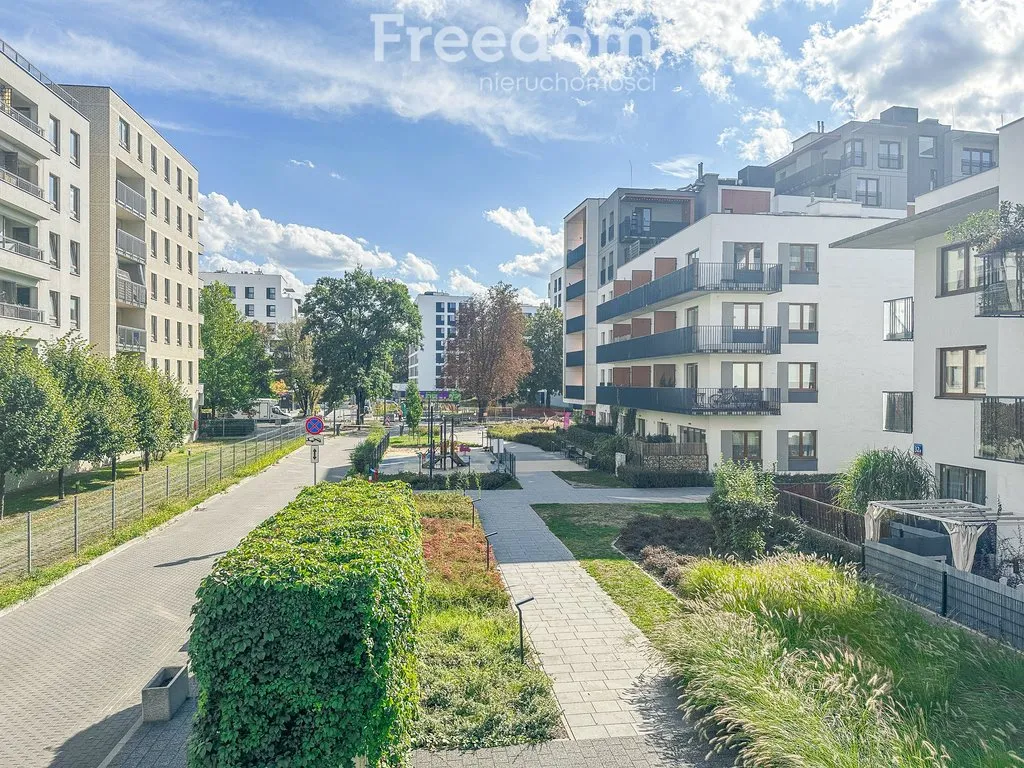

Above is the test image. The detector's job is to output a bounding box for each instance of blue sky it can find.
[7,0,1022,302]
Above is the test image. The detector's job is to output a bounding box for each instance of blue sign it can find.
[913,443,923,457]
[305,416,325,435]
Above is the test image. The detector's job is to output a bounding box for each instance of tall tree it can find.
[43,336,134,494]
[273,319,325,416]
[404,380,423,434]
[444,283,533,419]
[116,355,171,471]
[301,269,421,425]
[161,373,195,451]
[519,305,563,404]
[0,335,74,518]
[199,283,273,416]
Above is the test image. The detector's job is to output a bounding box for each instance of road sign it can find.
[306,434,324,446]
[305,416,325,435]
[310,446,320,464]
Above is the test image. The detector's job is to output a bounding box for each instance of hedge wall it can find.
[350,426,388,476]
[188,480,424,768]
[618,466,714,488]
[376,470,516,490]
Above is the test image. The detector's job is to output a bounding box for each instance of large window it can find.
[70,241,80,275]
[70,131,80,165]
[789,244,818,273]
[49,174,60,211]
[118,118,130,150]
[731,431,762,463]
[733,242,762,269]
[732,302,762,328]
[790,303,818,331]
[878,141,902,169]
[855,177,879,206]
[937,464,986,504]
[919,136,936,158]
[882,391,913,433]
[843,138,865,166]
[940,346,986,396]
[732,362,761,388]
[940,244,983,294]
[267,287,277,300]
[50,116,61,153]
[883,297,914,340]
[788,431,817,459]
[788,362,817,390]
[245,286,255,299]
[962,148,994,176]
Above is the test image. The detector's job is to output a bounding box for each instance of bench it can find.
[564,444,594,466]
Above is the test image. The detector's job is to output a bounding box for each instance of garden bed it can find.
[377,471,521,491]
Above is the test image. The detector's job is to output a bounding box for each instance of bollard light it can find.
[484,531,498,571]
[515,596,535,663]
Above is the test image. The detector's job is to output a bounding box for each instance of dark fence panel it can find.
[779,490,866,544]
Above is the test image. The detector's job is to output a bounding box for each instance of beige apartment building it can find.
[64,86,203,416]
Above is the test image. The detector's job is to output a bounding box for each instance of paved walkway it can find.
[0,434,361,768]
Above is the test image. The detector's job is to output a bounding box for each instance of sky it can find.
[7,0,1024,304]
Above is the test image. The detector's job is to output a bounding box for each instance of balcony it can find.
[598,262,782,323]
[597,325,781,363]
[565,314,585,334]
[0,166,44,200]
[116,325,147,353]
[566,242,586,267]
[115,228,147,265]
[0,100,46,141]
[565,279,586,301]
[115,273,147,308]
[564,384,585,401]
[115,180,146,219]
[0,37,81,110]
[878,154,903,170]
[883,297,914,340]
[977,251,1023,317]
[565,350,585,367]
[977,397,1024,463]
[775,158,841,195]
[840,151,866,169]
[619,218,684,242]
[0,236,44,264]
[597,386,781,416]
[883,391,913,433]
[0,300,45,324]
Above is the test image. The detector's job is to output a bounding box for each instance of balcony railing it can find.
[565,279,586,301]
[597,385,781,416]
[977,251,1024,317]
[0,101,46,138]
[116,275,147,307]
[115,180,146,219]
[882,391,913,433]
[0,167,43,199]
[977,397,1024,463]
[116,325,147,352]
[115,228,147,264]
[0,300,45,323]
[619,218,685,242]
[0,37,81,110]
[962,160,995,176]
[598,262,781,323]
[597,325,781,363]
[0,236,44,263]
[566,242,586,267]
[564,385,585,400]
[565,314,585,334]
[883,297,914,340]
[841,151,866,169]
[775,158,841,195]
[878,154,903,170]
[565,350,585,367]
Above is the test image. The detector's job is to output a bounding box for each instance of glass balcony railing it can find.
[0,236,45,263]
[0,101,46,138]
[596,386,781,416]
[977,251,1024,317]
[597,325,781,363]
[0,167,43,199]
[0,300,45,323]
[116,275,147,307]
[977,397,1024,463]
[116,325,147,352]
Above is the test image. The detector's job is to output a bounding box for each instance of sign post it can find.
[305,417,325,485]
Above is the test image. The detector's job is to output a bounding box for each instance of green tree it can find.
[301,268,421,425]
[43,336,134,494]
[0,335,74,518]
[273,319,325,416]
[519,305,563,404]
[199,283,273,416]
[404,380,423,434]
[161,373,195,450]
[116,355,171,471]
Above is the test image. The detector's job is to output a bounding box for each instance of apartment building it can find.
[409,291,469,392]
[771,106,998,208]
[199,270,300,333]
[834,116,1024,513]
[0,39,90,347]
[65,86,203,414]
[548,266,564,310]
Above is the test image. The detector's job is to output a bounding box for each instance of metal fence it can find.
[367,432,390,471]
[0,423,305,579]
[864,541,1024,651]
[778,490,868,545]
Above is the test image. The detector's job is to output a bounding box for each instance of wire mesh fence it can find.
[0,422,306,580]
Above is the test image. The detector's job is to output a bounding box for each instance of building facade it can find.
[548,266,564,310]
[0,40,90,347]
[835,117,1024,514]
[65,85,203,415]
[409,291,469,392]
[200,270,300,333]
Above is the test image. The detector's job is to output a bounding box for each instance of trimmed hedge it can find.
[618,466,713,488]
[188,480,424,768]
[350,426,387,475]
[377,470,517,491]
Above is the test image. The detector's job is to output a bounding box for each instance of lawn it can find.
[413,493,561,751]
[552,470,628,488]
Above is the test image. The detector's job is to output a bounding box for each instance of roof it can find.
[868,499,1024,526]
[830,186,999,249]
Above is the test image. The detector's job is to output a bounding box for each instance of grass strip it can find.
[552,470,628,488]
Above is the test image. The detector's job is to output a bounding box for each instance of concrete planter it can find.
[141,665,189,722]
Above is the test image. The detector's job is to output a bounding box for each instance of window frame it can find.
[788,362,817,391]
[732,302,762,329]
[843,138,865,166]
[731,361,762,389]
[937,464,986,505]
[939,243,983,295]
[961,148,994,176]
[939,345,986,398]
[788,430,817,459]
[117,118,130,151]
[788,244,818,273]
[69,130,80,166]
[919,135,936,158]
[731,430,762,463]
[855,177,880,206]
[733,242,763,269]
[70,240,81,275]
[789,303,818,331]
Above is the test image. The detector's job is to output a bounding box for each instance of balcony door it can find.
[684,363,698,390]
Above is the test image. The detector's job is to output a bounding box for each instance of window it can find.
[636,418,646,438]
[436,328,444,338]
[70,241,80,275]
[843,138,864,166]
[244,286,255,299]
[883,297,914,340]
[187,251,193,274]
[177,321,182,346]
[962,148,994,176]
[70,296,80,330]
[919,136,936,158]
[176,245,182,269]
[164,157,170,183]
[790,303,818,331]
[151,315,158,342]
[436,340,443,351]
[49,174,60,211]
[882,391,913,433]
[151,145,158,172]
[448,302,456,313]
[187,177,193,201]
[267,286,277,300]
[177,360,182,381]
[70,130,80,165]
[227,285,236,297]
[940,346,986,396]
[788,362,817,390]
[608,219,614,240]
[435,301,444,312]
[187,287,193,311]
[151,273,158,300]
[164,318,171,344]
[733,242,762,269]
[732,302,762,328]
[788,431,817,459]
[176,167,183,192]
[685,306,699,327]
[684,362,698,389]
[436,352,443,363]
[49,291,60,326]
[878,141,902,169]
[164,238,170,264]
[188,324,194,347]
[151,358,158,370]
[788,244,817,273]
[137,132,143,162]
[150,189,157,215]
[49,232,60,268]
[176,283,182,307]
[732,362,761,388]
[164,197,170,224]
[187,214,193,238]
[267,304,276,317]
[679,426,706,444]
[940,244,983,294]
[188,361,193,384]
[436,365,444,377]
[731,431,762,463]
[600,218,606,247]
[855,177,879,206]
[937,464,986,504]
[176,206,182,231]
[149,231,157,259]
[686,248,700,265]
[70,185,80,220]
[436,314,444,326]
[165,359,171,376]
[118,118,130,150]
[245,304,255,317]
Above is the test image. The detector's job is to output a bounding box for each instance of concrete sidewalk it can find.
[0,434,360,768]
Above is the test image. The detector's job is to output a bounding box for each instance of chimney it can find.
[697,162,704,180]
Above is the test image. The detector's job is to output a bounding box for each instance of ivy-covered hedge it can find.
[350,425,387,475]
[188,480,424,768]
[377,470,517,490]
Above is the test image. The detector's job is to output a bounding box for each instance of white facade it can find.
[0,41,90,347]
[200,270,300,331]
[409,291,469,392]
[548,266,564,310]
[836,116,1024,516]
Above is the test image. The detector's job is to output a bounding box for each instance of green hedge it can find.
[377,470,516,491]
[350,426,387,476]
[618,466,713,488]
[188,480,424,768]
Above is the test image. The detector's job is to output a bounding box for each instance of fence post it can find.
[165,465,170,499]
[940,569,948,617]
[186,451,191,497]
[232,443,236,473]
[111,481,116,534]
[219,446,223,480]
[73,494,79,554]
[26,510,32,574]
[204,452,208,489]
[141,473,145,520]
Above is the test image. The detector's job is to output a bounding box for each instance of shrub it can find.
[833,448,933,512]
[644,434,674,443]
[618,466,713,488]
[486,421,560,451]
[350,426,387,475]
[708,461,799,559]
[188,480,424,768]
[617,515,716,562]
[377,470,515,491]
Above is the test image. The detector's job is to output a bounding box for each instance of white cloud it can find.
[402,280,439,295]
[652,153,701,180]
[201,254,309,296]
[200,191,396,275]
[464,265,478,276]
[448,268,487,296]
[288,159,315,169]
[487,206,563,277]
[622,100,636,116]
[329,171,343,180]
[516,285,546,306]
[398,252,440,282]
[146,118,239,137]
[719,108,794,163]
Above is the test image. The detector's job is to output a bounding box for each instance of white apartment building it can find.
[65,86,203,415]
[0,40,90,347]
[409,291,469,392]
[836,116,1024,513]
[548,266,564,310]
[200,270,300,332]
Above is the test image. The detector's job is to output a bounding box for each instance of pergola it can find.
[865,499,1024,572]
